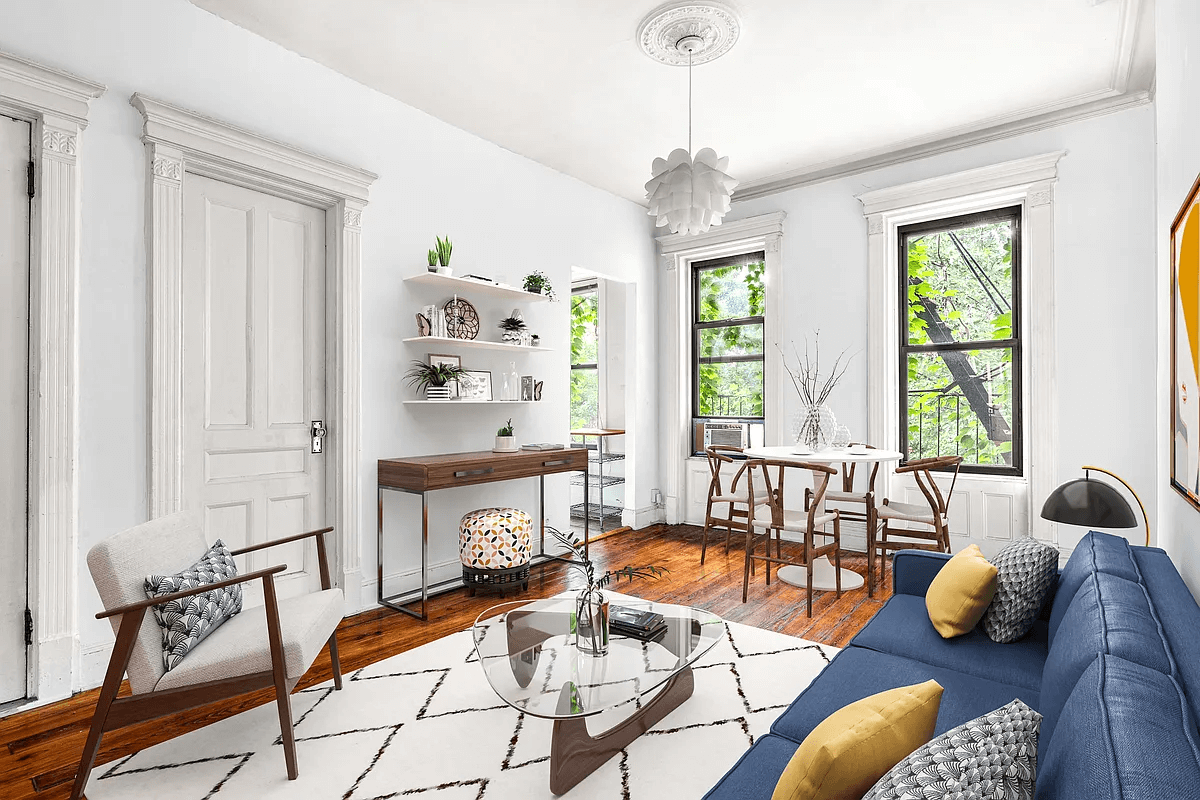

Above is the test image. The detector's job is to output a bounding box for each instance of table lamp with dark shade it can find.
[1040,465,1149,546]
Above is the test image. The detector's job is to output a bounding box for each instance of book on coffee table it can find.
[610,606,669,641]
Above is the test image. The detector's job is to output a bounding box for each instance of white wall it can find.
[1156,0,1200,597]
[0,0,658,690]
[678,105,1157,555]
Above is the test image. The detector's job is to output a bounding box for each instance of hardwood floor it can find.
[0,523,893,799]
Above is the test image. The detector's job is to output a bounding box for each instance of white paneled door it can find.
[0,115,30,704]
[183,175,327,602]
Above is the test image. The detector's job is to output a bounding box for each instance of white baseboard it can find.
[626,504,665,529]
[80,641,111,692]
[358,557,463,612]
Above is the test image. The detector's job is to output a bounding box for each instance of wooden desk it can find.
[377,447,589,620]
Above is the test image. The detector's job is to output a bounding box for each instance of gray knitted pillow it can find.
[145,540,243,671]
[864,699,1041,800]
[982,538,1059,643]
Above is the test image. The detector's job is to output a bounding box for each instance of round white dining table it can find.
[742,445,904,593]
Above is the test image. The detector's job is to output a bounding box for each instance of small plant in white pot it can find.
[404,360,464,401]
[435,236,453,276]
[426,249,438,273]
[494,418,517,453]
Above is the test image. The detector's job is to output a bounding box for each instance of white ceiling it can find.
[190,0,1155,205]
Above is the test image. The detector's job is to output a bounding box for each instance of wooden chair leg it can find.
[700,498,715,564]
[328,633,343,691]
[264,575,298,780]
[70,607,146,800]
[742,525,755,603]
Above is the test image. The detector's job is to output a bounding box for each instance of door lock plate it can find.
[311,420,326,454]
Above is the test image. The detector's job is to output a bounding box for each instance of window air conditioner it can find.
[702,421,749,449]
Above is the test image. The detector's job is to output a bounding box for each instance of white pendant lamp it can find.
[639,3,740,236]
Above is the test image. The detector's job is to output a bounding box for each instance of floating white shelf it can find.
[401,335,553,353]
[405,272,551,303]
[402,399,538,405]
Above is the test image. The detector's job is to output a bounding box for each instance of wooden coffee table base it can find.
[548,666,694,795]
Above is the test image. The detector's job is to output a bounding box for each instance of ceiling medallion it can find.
[637,2,741,67]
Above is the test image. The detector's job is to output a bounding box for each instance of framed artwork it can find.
[459,370,493,402]
[428,353,461,399]
[1171,172,1200,509]
[521,376,535,401]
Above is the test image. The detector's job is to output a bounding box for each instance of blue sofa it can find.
[703,532,1200,799]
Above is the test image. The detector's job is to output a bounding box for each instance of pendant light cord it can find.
[688,50,693,156]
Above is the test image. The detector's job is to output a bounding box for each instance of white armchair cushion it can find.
[155,588,344,692]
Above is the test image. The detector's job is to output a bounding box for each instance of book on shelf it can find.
[520,443,565,451]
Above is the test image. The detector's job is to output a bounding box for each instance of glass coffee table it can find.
[472,595,723,794]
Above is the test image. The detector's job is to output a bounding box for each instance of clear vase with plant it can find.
[779,332,854,451]
[549,528,668,656]
[522,270,557,301]
[404,359,464,401]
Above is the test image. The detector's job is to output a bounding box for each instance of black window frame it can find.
[897,206,1023,477]
[691,251,767,422]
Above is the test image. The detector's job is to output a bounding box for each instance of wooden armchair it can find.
[743,459,842,616]
[875,455,963,583]
[72,512,345,799]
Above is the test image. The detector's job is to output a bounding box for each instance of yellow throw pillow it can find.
[925,544,999,638]
[771,680,944,800]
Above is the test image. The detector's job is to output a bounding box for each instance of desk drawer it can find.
[380,450,588,492]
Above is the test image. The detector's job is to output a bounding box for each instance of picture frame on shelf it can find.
[459,370,493,402]
[428,354,462,399]
[521,376,535,402]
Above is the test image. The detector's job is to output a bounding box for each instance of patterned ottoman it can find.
[459,507,533,596]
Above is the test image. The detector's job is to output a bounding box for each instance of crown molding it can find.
[130,93,378,204]
[733,88,1148,204]
[0,51,105,126]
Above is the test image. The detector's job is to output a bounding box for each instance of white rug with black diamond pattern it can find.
[85,596,835,800]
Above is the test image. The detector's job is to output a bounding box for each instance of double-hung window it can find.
[570,282,600,430]
[899,207,1022,475]
[692,252,766,443]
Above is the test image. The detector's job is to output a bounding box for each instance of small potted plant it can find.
[426,248,438,273]
[522,270,556,301]
[435,236,453,276]
[404,359,464,401]
[499,310,527,344]
[549,528,668,656]
[530,333,540,347]
[494,418,517,453]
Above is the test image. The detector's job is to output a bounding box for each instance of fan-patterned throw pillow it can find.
[982,538,1059,643]
[863,699,1041,800]
[145,540,243,672]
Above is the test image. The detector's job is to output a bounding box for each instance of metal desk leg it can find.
[377,487,385,605]
[420,491,429,620]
